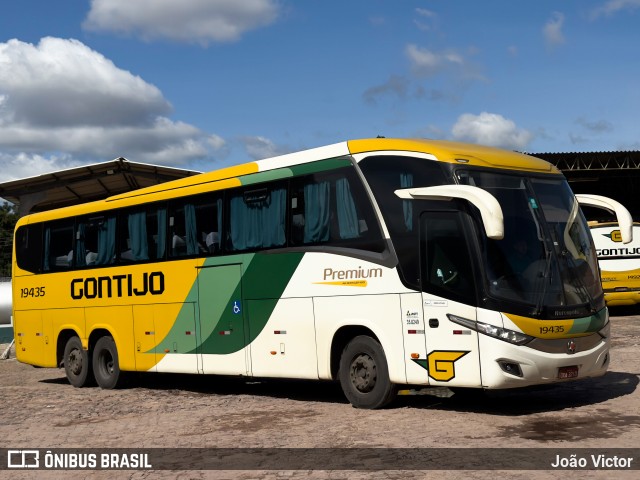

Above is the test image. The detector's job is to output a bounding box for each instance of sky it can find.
[0,0,639,183]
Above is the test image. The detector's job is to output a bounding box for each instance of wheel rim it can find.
[99,350,114,377]
[349,353,377,393]
[68,348,83,376]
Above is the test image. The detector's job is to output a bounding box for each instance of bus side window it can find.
[290,168,385,252]
[169,196,220,258]
[120,207,166,263]
[194,197,222,255]
[290,178,331,245]
[15,223,43,273]
[421,212,476,305]
[228,184,287,252]
[43,219,75,271]
[77,215,116,267]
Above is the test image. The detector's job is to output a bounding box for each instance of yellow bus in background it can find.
[12,138,631,408]
[589,221,640,306]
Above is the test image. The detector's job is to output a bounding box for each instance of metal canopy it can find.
[533,150,640,171]
[0,157,202,216]
[533,151,640,221]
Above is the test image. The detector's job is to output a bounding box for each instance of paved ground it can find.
[1,308,639,479]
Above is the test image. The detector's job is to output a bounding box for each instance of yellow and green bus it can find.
[589,221,640,306]
[12,138,628,408]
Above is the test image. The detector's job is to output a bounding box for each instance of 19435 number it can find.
[539,325,564,334]
[21,287,45,298]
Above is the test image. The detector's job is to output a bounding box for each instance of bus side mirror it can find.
[575,194,633,244]
[395,185,504,240]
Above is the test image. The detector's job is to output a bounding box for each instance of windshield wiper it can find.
[534,248,553,316]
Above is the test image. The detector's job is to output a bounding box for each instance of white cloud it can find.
[240,136,291,160]
[0,152,78,183]
[83,0,280,45]
[405,44,482,81]
[590,0,640,19]
[414,8,437,31]
[451,112,533,150]
[543,12,565,47]
[0,37,170,128]
[406,44,444,76]
[415,8,436,18]
[0,37,226,178]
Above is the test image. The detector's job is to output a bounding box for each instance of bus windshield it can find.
[457,170,602,313]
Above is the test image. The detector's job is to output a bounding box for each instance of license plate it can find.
[558,366,579,379]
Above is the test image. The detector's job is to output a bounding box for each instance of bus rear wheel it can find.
[339,335,396,409]
[93,336,121,389]
[63,336,93,388]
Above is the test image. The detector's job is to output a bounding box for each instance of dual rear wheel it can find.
[63,335,121,389]
[63,332,395,408]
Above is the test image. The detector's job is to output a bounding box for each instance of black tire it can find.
[92,336,121,389]
[63,336,93,388]
[338,335,397,409]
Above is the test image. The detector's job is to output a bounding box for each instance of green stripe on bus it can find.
[238,158,352,186]
[150,252,304,355]
[288,157,352,176]
[568,308,607,334]
[240,169,293,185]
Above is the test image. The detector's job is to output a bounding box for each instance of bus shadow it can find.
[41,372,350,404]
[396,371,640,415]
[143,374,351,405]
[40,370,638,413]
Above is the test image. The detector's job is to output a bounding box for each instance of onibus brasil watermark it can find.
[6,450,151,470]
[2,448,637,470]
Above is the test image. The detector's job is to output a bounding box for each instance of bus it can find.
[589,221,640,306]
[12,138,631,409]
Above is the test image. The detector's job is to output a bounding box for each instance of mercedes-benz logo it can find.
[567,340,577,354]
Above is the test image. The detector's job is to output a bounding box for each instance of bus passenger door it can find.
[419,211,482,388]
[197,263,248,375]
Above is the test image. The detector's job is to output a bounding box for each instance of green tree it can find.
[0,203,18,278]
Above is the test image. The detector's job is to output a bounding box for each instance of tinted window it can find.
[120,205,167,263]
[74,214,117,267]
[290,167,385,253]
[43,219,75,271]
[170,195,222,258]
[15,223,43,273]
[228,183,287,252]
[359,156,448,285]
[421,211,476,305]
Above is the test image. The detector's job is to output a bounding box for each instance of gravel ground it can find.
[1,309,639,480]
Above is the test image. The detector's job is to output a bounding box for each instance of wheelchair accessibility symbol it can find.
[232,301,241,314]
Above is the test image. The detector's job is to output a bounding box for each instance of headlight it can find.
[447,314,533,346]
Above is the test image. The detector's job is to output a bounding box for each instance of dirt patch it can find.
[1,315,639,479]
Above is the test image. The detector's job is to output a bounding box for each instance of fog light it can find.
[498,360,523,377]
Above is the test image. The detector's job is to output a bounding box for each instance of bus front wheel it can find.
[93,336,121,389]
[339,335,396,409]
[63,336,93,388]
